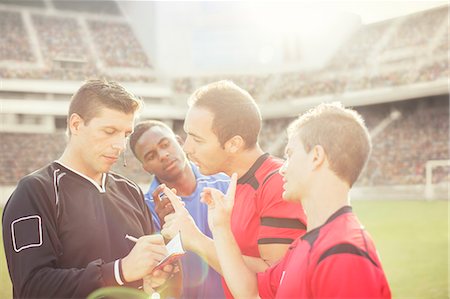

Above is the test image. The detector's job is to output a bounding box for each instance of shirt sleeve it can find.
[257,260,285,299]
[310,245,391,298]
[2,176,125,298]
[256,172,307,245]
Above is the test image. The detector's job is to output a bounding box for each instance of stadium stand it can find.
[1,96,447,186]
[170,5,448,102]
[0,3,155,82]
[0,10,34,62]
[88,20,152,68]
[0,0,45,8]
[0,4,448,199]
[256,95,449,187]
[52,0,120,15]
[358,96,448,186]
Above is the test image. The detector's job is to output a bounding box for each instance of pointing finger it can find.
[163,187,184,212]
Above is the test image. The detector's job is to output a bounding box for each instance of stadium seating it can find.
[0,5,154,82]
[88,20,152,69]
[0,4,448,189]
[171,6,448,102]
[0,10,34,62]
[1,96,447,186]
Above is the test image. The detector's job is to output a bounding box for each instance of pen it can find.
[125,234,139,243]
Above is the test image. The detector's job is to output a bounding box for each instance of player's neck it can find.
[158,164,197,197]
[303,176,350,232]
[59,148,103,185]
[225,145,265,179]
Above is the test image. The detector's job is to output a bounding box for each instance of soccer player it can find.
[129,120,229,299]
[161,80,307,298]
[199,102,392,298]
[2,80,179,298]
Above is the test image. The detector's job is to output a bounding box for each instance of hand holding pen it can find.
[125,234,180,291]
[120,234,167,283]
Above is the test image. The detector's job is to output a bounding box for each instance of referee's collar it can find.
[54,161,107,193]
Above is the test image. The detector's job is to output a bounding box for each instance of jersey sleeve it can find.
[256,172,307,245]
[310,244,391,298]
[2,176,125,298]
[257,260,285,299]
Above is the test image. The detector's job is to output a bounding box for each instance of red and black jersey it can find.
[224,153,307,298]
[2,161,154,298]
[258,206,391,299]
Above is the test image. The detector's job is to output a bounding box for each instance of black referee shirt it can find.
[2,161,154,298]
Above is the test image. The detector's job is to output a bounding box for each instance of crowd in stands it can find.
[172,5,448,101]
[259,118,292,155]
[1,96,447,187]
[172,74,270,100]
[328,21,389,70]
[388,7,448,50]
[357,96,448,186]
[0,7,154,82]
[0,132,66,184]
[0,0,117,13]
[0,0,45,8]
[32,14,90,63]
[88,20,152,69]
[52,0,120,15]
[0,10,34,62]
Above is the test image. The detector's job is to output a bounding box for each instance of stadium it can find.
[0,1,448,298]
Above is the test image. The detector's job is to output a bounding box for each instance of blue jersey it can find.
[145,162,229,299]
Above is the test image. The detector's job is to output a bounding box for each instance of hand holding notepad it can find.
[125,232,185,273]
[152,232,185,272]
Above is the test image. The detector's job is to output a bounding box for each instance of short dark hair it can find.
[129,120,173,158]
[68,79,142,134]
[288,102,372,186]
[188,80,261,148]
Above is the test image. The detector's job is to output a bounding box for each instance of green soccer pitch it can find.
[0,200,448,298]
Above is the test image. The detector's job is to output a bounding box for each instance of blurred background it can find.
[0,1,448,298]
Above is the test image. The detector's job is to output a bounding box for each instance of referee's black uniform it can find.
[2,161,154,298]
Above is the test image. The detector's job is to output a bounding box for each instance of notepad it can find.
[152,233,185,272]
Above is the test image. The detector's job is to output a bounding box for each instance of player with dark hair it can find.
[129,120,229,299]
[161,80,307,298]
[2,80,180,298]
[200,102,391,298]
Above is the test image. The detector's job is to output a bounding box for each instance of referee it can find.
[2,80,180,298]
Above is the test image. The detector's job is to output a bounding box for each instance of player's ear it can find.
[311,145,326,169]
[224,135,244,154]
[68,113,84,136]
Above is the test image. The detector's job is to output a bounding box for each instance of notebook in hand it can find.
[152,232,185,272]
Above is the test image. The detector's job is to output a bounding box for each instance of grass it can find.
[0,200,448,298]
[352,200,448,299]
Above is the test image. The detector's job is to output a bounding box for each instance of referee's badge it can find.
[11,215,43,252]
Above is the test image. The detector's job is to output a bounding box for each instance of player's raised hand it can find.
[160,187,202,250]
[201,173,237,231]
